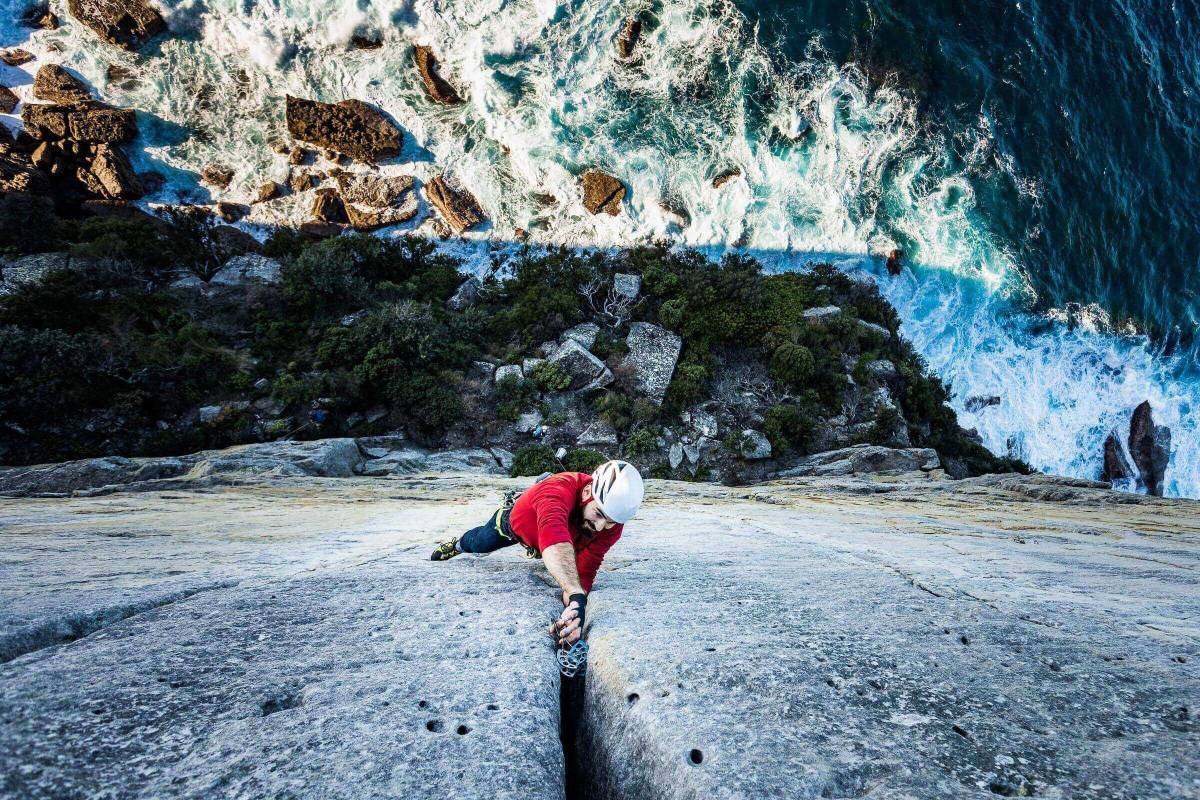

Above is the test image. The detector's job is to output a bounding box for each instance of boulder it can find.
[521,358,545,376]
[412,45,463,104]
[616,18,642,59]
[0,49,35,67]
[619,322,681,405]
[668,441,684,469]
[682,404,720,438]
[67,0,166,50]
[255,181,283,203]
[739,429,771,460]
[209,255,283,287]
[885,248,903,276]
[494,364,522,384]
[865,359,898,382]
[334,172,415,207]
[285,95,403,164]
[470,361,495,381]
[613,272,640,300]
[576,420,618,450]
[344,196,420,231]
[216,202,248,223]
[200,164,233,189]
[350,34,383,50]
[548,339,611,391]
[0,86,17,115]
[22,103,137,142]
[515,411,543,435]
[32,65,91,104]
[424,176,485,234]
[712,167,741,189]
[1128,401,1171,496]
[558,322,599,352]
[1101,430,1134,482]
[446,276,481,311]
[311,188,348,224]
[581,170,625,216]
[86,142,142,199]
[858,320,891,339]
[776,445,941,478]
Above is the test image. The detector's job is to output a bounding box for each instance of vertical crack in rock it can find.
[560,672,589,800]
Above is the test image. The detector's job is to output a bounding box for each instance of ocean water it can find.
[1,0,1197,496]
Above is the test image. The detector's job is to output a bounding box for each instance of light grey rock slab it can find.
[858,320,891,338]
[0,252,70,294]
[516,411,544,434]
[447,276,481,311]
[776,445,940,478]
[559,322,599,351]
[0,481,562,800]
[522,357,547,376]
[620,322,681,405]
[568,476,1200,800]
[576,420,619,450]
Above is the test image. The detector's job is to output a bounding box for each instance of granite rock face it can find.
[548,339,612,391]
[1128,400,1171,496]
[0,477,563,799]
[67,0,166,50]
[0,470,1196,799]
[285,95,403,163]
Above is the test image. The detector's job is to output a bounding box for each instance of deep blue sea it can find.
[1,0,1197,494]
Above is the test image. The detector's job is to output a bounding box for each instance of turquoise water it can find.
[1,0,1196,495]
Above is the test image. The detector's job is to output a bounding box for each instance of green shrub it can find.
[622,427,659,458]
[593,391,632,431]
[562,448,607,473]
[769,342,815,388]
[511,444,559,476]
[663,358,707,411]
[762,403,814,455]
[530,360,571,392]
[495,374,535,421]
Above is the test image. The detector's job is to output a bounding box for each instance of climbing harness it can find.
[557,640,589,678]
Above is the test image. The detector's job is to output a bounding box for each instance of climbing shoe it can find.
[430,538,461,561]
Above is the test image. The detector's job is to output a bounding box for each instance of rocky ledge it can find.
[0,470,1195,799]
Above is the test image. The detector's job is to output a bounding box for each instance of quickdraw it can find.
[557,640,589,678]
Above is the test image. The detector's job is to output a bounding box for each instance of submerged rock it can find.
[712,167,741,189]
[285,95,403,164]
[581,170,625,215]
[413,45,463,104]
[424,175,485,234]
[616,17,642,59]
[67,0,166,50]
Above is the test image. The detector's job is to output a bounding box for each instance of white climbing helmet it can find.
[589,460,643,524]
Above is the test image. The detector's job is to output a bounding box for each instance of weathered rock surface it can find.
[0,476,562,799]
[0,470,1196,799]
[774,444,941,478]
[620,321,682,405]
[22,102,137,142]
[32,64,92,104]
[285,95,403,164]
[447,276,481,311]
[413,45,463,104]
[0,48,35,67]
[336,172,419,231]
[424,175,485,233]
[581,170,625,216]
[0,252,71,295]
[1101,430,1135,482]
[0,85,17,114]
[67,0,166,50]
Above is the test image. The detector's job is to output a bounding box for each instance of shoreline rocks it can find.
[285,95,403,164]
[413,45,463,105]
[68,0,166,50]
[424,175,485,233]
[581,170,625,216]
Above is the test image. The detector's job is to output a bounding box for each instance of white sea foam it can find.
[4,0,1197,496]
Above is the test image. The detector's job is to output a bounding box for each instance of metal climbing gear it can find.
[557,640,589,678]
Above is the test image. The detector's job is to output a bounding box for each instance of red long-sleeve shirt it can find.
[508,471,622,592]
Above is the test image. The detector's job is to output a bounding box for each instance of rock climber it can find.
[430,460,644,649]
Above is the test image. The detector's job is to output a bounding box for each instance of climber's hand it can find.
[554,594,586,647]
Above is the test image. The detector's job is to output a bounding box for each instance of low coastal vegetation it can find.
[0,197,1024,482]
